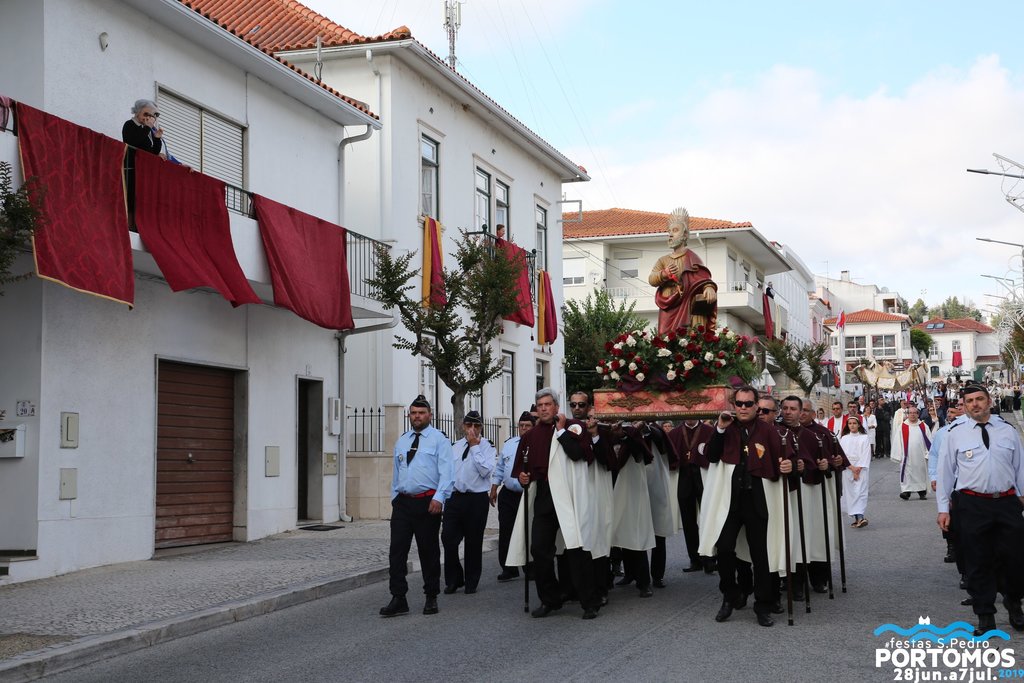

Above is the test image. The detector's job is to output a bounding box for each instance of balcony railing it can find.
[466,229,538,303]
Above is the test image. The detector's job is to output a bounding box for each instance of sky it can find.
[304,0,1024,318]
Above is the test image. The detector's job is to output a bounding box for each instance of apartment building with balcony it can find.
[562,208,812,344]
[0,0,393,582]
[815,270,905,316]
[824,310,913,387]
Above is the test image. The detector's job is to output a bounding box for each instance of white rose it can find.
[596,365,605,374]
[610,371,620,380]
[657,348,671,357]
[716,359,726,367]
[629,362,638,372]
[683,360,694,371]
[614,342,623,350]
[726,330,736,339]
[666,370,677,381]
[625,335,637,347]
[635,372,645,382]
[704,352,714,362]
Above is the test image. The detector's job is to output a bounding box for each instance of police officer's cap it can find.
[463,410,483,425]
[518,411,537,424]
[410,394,431,410]
[961,381,989,398]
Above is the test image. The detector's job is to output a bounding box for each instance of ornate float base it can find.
[593,385,731,421]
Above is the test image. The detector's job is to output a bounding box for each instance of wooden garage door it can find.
[156,361,235,548]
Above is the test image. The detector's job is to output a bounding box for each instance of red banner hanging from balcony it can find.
[762,283,775,340]
[16,102,134,306]
[252,194,353,330]
[422,217,446,308]
[951,351,963,368]
[134,152,259,307]
[497,238,534,327]
[536,269,558,346]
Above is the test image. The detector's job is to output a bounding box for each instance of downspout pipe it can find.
[338,125,373,225]
[336,317,398,522]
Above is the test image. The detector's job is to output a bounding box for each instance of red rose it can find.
[674,353,684,362]
[604,342,614,351]
[697,325,706,333]
[717,351,726,359]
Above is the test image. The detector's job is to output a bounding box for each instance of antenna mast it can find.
[443,0,462,69]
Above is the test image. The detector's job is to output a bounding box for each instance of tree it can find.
[928,296,982,322]
[761,338,831,397]
[562,289,649,396]
[367,231,523,433]
[910,328,934,358]
[0,162,42,295]
[908,298,929,324]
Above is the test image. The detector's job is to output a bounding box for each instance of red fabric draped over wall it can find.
[252,194,354,330]
[537,270,558,345]
[498,238,535,327]
[17,102,134,306]
[134,152,259,306]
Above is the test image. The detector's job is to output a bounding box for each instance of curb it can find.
[0,565,394,683]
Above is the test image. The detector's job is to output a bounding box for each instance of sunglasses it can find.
[568,402,588,408]
[142,112,160,118]
[734,400,756,408]
[757,407,775,414]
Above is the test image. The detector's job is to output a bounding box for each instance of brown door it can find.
[156,361,235,548]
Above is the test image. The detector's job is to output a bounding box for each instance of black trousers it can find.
[678,470,703,565]
[650,536,667,581]
[715,481,774,615]
[389,495,442,598]
[531,481,597,610]
[441,490,489,590]
[496,487,522,573]
[957,493,1024,615]
[622,548,651,589]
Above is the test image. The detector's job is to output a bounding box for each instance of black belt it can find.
[451,490,487,496]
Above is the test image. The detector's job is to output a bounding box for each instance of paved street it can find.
[29,457,1023,683]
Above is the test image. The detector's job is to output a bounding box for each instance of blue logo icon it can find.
[874,617,1011,644]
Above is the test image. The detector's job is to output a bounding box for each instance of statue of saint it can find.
[648,207,717,335]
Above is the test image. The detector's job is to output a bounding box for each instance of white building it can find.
[562,208,796,340]
[825,310,913,388]
[914,318,1001,381]
[0,0,390,582]
[816,270,905,316]
[191,1,588,517]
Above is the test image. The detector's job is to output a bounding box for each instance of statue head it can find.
[667,207,690,250]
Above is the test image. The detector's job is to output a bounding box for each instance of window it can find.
[616,257,639,279]
[419,358,437,409]
[475,168,491,231]
[467,389,482,415]
[421,135,439,218]
[926,322,945,330]
[536,359,548,392]
[846,336,868,358]
[157,90,244,189]
[501,351,515,419]
[535,206,548,271]
[871,334,897,358]
[952,340,961,352]
[931,366,940,378]
[563,259,585,286]
[495,181,509,237]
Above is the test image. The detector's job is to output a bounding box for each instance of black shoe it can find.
[961,597,974,606]
[582,607,599,620]
[703,560,717,575]
[443,585,460,595]
[757,612,775,627]
[683,561,703,573]
[918,491,927,500]
[715,599,734,622]
[464,586,477,595]
[959,575,968,590]
[975,614,996,637]
[423,596,438,615]
[1005,601,1024,631]
[616,576,634,587]
[792,589,805,602]
[611,562,624,577]
[732,593,749,609]
[653,578,666,588]
[638,586,654,598]
[531,603,561,618]
[811,583,828,594]
[379,596,409,617]
[944,542,957,563]
[899,492,911,501]
[771,600,784,615]
[496,570,519,582]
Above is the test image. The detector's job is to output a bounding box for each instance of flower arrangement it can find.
[597,325,759,392]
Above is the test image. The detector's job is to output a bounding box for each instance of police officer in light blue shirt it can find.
[490,411,535,582]
[379,395,454,618]
[928,399,964,565]
[937,381,1024,636]
[441,411,496,594]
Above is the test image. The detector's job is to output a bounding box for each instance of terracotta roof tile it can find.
[562,208,753,239]
[912,318,996,334]
[177,0,378,118]
[823,309,909,325]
